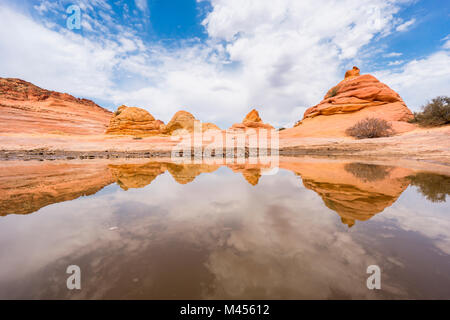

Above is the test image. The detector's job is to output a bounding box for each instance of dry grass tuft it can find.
[346,117,394,139]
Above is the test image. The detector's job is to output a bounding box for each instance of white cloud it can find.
[0,5,117,98]
[0,1,444,127]
[442,35,450,49]
[33,1,59,14]
[135,0,148,12]
[387,60,404,66]
[384,52,403,58]
[375,50,450,110]
[396,18,416,32]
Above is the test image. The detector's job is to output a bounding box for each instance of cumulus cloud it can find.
[384,52,403,58]
[375,50,450,110]
[135,0,148,12]
[387,60,404,66]
[0,0,444,127]
[0,5,117,98]
[442,35,450,49]
[395,18,416,32]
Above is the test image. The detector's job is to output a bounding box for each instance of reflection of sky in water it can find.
[0,165,449,299]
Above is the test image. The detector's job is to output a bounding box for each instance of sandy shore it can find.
[280,125,450,165]
[0,126,449,165]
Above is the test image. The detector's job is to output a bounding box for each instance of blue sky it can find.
[0,0,449,128]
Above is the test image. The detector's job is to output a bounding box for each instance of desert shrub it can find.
[408,172,450,202]
[326,86,340,98]
[114,110,122,116]
[344,163,392,182]
[345,117,394,139]
[409,96,450,127]
[277,127,286,131]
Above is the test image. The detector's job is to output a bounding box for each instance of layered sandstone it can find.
[0,78,112,135]
[231,109,274,130]
[163,110,221,135]
[283,67,415,138]
[105,105,165,136]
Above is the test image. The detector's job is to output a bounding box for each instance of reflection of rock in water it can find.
[281,161,412,227]
[0,162,114,216]
[302,179,399,227]
[408,172,450,203]
[344,163,392,182]
[3,159,446,223]
[109,162,221,188]
[0,160,279,216]
[108,162,166,190]
[111,161,266,187]
[165,163,220,184]
[228,165,262,186]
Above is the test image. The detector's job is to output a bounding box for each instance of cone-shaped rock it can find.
[231,109,274,130]
[283,67,415,137]
[105,105,164,136]
[163,110,221,135]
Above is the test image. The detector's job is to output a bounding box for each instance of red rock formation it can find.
[284,68,415,137]
[0,78,112,135]
[163,110,221,135]
[344,66,360,79]
[231,109,274,130]
[105,105,165,136]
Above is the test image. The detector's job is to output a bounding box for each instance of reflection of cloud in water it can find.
[0,159,449,299]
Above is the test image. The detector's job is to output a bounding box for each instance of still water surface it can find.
[0,158,449,299]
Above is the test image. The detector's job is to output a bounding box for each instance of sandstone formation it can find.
[202,122,222,132]
[344,66,361,79]
[0,78,112,135]
[231,109,274,130]
[163,111,221,135]
[105,105,165,136]
[283,67,415,138]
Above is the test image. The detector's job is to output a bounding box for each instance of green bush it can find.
[409,96,450,127]
[345,117,394,139]
[326,86,340,98]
